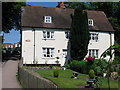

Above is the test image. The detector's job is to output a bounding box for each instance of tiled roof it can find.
[21,5,114,32]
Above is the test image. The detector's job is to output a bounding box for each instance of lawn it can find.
[34,69,118,88]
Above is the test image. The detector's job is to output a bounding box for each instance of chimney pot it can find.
[60,2,66,9]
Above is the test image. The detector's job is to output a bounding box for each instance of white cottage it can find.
[21,5,114,66]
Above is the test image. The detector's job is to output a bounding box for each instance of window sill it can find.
[42,38,55,40]
[90,40,99,42]
[42,57,55,59]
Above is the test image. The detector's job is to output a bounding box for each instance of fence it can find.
[18,60,57,88]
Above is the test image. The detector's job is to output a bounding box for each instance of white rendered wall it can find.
[86,31,114,61]
[22,29,34,64]
[22,28,69,65]
[22,28,114,65]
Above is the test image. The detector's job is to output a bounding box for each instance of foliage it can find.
[70,60,87,74]
[2,2,26,33]
[94,76,103,88]
[89,69,95,79]
[113,57,120,64]
[89,2,118,17]
[57,2,90,10]
[86,57,96,65]
[94,66,102,76]
[53,69,59,78]
[70,60,80,72]
[64,64,70,69]
[70,8,89,61]
[100,59,107,70]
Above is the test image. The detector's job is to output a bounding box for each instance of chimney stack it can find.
[60,2,66,9]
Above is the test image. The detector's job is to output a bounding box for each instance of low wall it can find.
[18,60,57,88]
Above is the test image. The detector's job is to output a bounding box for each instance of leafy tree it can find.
[70,8,89,61]
[2,2,26,33]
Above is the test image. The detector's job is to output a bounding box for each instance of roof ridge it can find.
[23,5,74,10]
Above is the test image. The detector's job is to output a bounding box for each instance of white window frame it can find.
[42,48,55,58]
[88,19,93,26]
[44,16,52,23]
[90,33,99,42]
[89,49,99,58]
[43,31,54,39]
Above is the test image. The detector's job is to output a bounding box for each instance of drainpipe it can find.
[109,33,112,62]
[32,28,35,64]
[109,33,112,46]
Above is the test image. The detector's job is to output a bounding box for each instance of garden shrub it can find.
[70,60,88,74]
[53,69,59,78]
[100,59,107,69]
[94,66,102,76]
[113,56,120,64]
[94,59,100,66]
[80,61,88,74]
[70,60,80,72]
[89,69,95,79]
[86,57,96,65]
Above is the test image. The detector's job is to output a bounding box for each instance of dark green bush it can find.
[53,69,59,78]
[100,59,107,69]
[94,66,102,76]
[94,59,101,66]
[70,60,88,74]
[80,61,88,74]
[113,56,120,64]
[89,69,95,79]
[70,60,80,72]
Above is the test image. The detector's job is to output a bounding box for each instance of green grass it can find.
[34,69,118,88]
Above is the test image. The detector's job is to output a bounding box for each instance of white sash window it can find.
[43,31,54,39]
[44,16,52,23]
[88,19,93,26]
[90,33,99,42]
[42,48,55,58]
[89,49,99,58]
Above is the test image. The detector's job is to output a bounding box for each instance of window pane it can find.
[47,48,50,57]
[96,50,98,58]
[43,31,46,38]
[51,48,54,57]
[92,50,95,57]
[51,32,54,38]
[95,34,98,41]
[47,32,50,38]
[43,48,46,57]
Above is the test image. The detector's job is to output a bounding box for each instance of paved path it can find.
[2,60,21,88]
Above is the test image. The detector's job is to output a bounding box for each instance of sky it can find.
[3,2,58,44]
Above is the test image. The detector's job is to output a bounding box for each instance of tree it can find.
[2,2,26,33]
[70,8,89,61]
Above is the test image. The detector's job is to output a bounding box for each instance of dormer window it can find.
[88,19,93,26]
[44,16,52,23]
